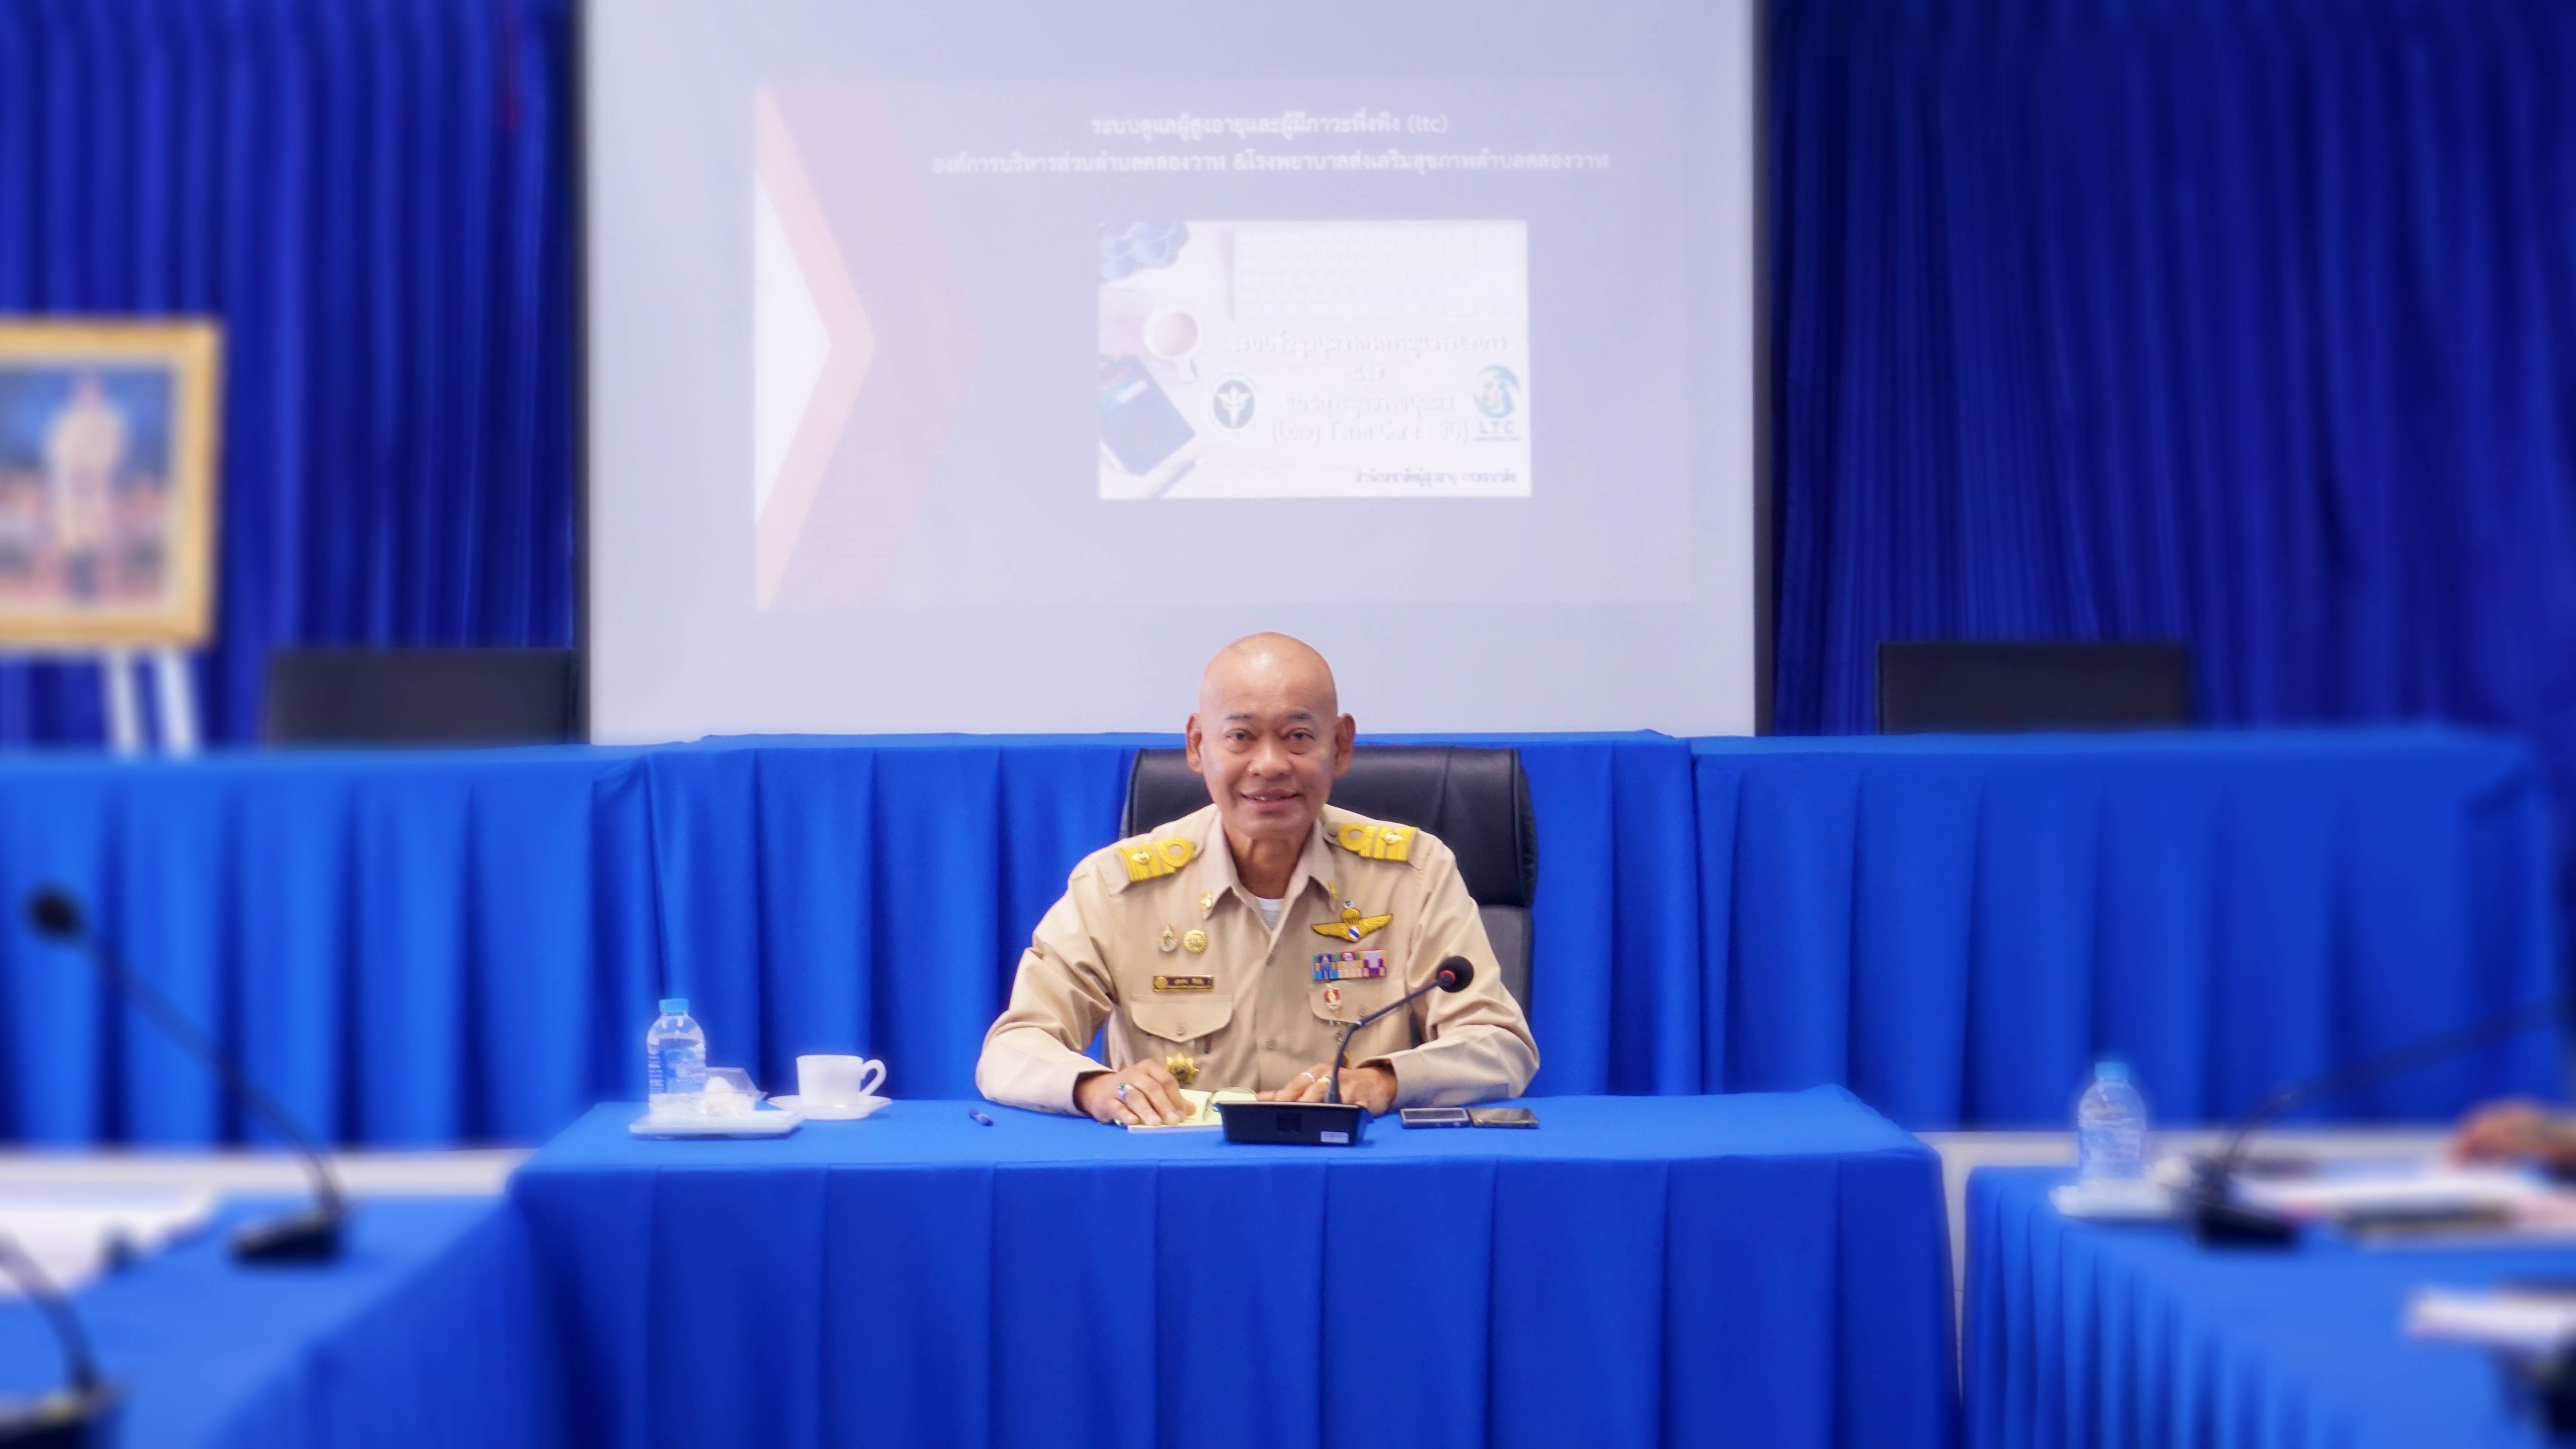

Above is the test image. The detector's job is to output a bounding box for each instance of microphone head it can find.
[1435,956,1475,992]
[27,887,84,940]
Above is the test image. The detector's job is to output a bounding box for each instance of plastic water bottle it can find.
[645,997,708,1118]
[2075,1060,2148,1182]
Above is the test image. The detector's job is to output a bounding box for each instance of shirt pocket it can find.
[1127,993,1236,1048]
[1307,975,1400,1028]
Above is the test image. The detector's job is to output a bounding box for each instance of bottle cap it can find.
[659,997,689,1015]
[2095,1059,2129,1082]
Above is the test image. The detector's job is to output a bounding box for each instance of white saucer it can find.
[770,1094,889,1121]
[628,1106,803,1138]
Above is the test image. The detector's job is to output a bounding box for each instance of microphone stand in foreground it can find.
[1218,956,1479,1146]
[26,888,349,1263]
[2188,994,2567,1248]
[0,1229,119,1449]
[1324,956,1477,1104]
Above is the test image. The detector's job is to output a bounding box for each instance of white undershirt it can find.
[1254,895,1284,931]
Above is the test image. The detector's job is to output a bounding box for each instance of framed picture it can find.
[0,321,222,648]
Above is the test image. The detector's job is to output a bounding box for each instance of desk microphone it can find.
[26,886,349,1262]
[1324,956,1476,1104]
[0,1230,118,1448]
[2188,991,2567,1247]
[1216,956,1479,1146]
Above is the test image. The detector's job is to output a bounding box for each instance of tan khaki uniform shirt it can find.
[977,803,1539,1113]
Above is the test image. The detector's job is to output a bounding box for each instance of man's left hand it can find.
[2453,1100,2576,1169]
[1263,1061,1397,1115]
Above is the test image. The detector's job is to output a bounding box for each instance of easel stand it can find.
[94,649,198,757]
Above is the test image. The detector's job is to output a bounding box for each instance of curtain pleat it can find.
[0,0,574,745]
[1771,0,2576,921]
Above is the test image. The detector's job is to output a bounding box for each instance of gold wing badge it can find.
[1312,906,1393,943]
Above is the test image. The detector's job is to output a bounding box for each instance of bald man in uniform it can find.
[977,634,1539,1125]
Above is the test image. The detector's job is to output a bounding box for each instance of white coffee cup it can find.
[797,1054,888,1104]
[1143,307,1201,381]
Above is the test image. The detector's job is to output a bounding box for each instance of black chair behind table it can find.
[1876,641,2194,734]
[1124,745,1538,1012]
[264,648,580,747]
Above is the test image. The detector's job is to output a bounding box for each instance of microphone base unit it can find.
[231,1205,347,1264]
[0,1382,122,1449]
[2184,1160,2299,1249]
[2509,1342,2576,1437]
[1217,1100,1369,1147]
[2186,1197,2299,1248]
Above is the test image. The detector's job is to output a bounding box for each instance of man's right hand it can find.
[1074,1060,1191,1126]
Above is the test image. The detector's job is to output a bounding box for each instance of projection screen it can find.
[585,0,1758,739]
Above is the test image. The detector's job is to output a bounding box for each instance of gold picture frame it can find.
[0,321,222,648]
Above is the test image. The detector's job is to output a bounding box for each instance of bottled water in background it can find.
[2075,1060,2148,1182]
[646,997,708,1118]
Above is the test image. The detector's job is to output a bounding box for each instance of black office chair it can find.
[265,648,580,746]
[1124,745,1537,1011]
[1876,641,2192,734]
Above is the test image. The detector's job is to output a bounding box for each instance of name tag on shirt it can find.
[1152,974,1215,992]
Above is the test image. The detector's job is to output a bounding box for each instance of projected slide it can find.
[743,78,1683,612]
[589,0,1757,737]
[1095,220,1531,500]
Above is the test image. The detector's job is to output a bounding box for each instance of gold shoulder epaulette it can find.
[1121,834,1197,882]
[1334,822,1413,862]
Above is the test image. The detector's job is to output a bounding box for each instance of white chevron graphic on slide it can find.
[752,175,831,523]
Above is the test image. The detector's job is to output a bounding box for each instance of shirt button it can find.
[1264,1039,1279,1051]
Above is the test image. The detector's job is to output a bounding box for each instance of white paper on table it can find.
[0,1185,214,1297]
[2050,1179,2180,1222]
[1126,1088,1258,1133]
[2234,1164,2546,1219]
[2409,1287,2576,1353]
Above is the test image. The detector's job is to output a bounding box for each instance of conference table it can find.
[512,1090,1960,1449]
[2,727,2552,1151]
[0,1197,562,1448]
[1968,1167,2576,1449]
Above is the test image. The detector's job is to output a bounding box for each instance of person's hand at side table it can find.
[2452,1100,2576,1171]
[1075,1060,1191,1126]
[1261,1060,1397,1116]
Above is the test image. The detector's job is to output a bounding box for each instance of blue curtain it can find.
[0,0,576,744]
[1769,0,2576,904]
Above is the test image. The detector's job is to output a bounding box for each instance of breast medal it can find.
[1310,949,1388,982]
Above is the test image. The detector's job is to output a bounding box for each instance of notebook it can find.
[1127,1087,1258,1132]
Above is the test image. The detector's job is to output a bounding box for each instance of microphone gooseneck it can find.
[25,885,349,1261]
[0,1229,100,1394]
[0,1226,120,1446]
[1324,956,1476,1106]
[2192,991,2567,1246]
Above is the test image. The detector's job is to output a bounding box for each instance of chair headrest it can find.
[1124,745,1535,908]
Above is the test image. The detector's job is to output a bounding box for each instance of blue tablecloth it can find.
[513,1091,1958,1449]
[1697,731,2561,1127]
[1967,1167,2576,1449]
[0,728,2552,1145]
[0,732,1696,1146]
[0,1197,560,1448]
